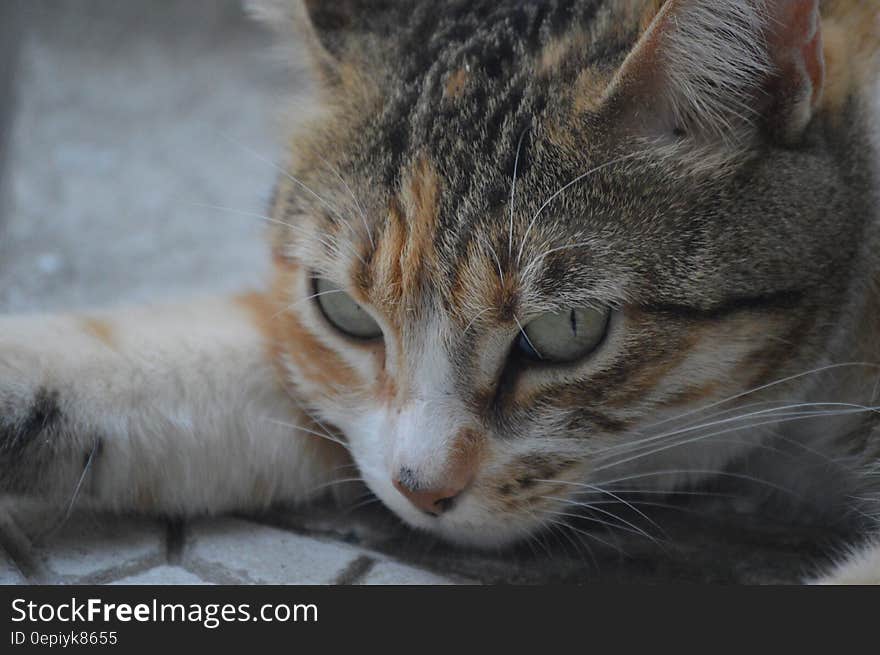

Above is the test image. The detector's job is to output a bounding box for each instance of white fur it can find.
[812,541,880,585]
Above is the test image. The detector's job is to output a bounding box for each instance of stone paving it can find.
[0,492,854,585]
[0,502,464,585]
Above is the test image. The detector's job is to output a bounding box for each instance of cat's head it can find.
[252,0,879,546]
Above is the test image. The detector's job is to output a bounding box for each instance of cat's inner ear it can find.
[602,0,825,147]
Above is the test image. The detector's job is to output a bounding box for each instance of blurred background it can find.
[0,0,299,313]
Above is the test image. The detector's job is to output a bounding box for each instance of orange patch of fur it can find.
[235,291,279,357]
[375,365,399,405]
[446,232,517,335]
[242,274,365,398]
[399,154,441,291]
[369,197,407,311]
[444,67,470,99]
[447,427,487,484]
[81,317,116,348]
[367,154,442,315]
[283,309,364,393]
[470,238,516,325]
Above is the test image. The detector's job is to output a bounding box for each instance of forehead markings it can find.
[352,154,444,405]
[363,197,405,311]
[448,226,526,338]
[400,153,442,295]
[362,153,442,314]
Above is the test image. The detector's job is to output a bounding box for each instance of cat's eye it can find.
[516,307,610,363]
[313,278,383,340]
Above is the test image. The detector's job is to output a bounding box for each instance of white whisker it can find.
[542,507,658,541]
[190,203,291,228]
[190,202,351,264]
[264,418,351,451]
[480,233,505,286]
[516,152,641,265]
[522,240,596,279]
[288,397,346,448]
[275,289,347,319]
[593,405,878,473]
[542,495,662,544]
[319,155,374,249]
[307,477,366,496]
[641,362,880,432]
[513,315,540,358]
[463,307,493,335]
[539,514,626,556]
[545,520,601,569]
[220,134,346,223]
[594,401,878,460]
[344,496,383,514]
[591,469,801,497]
[508,128,528,259]
[538,481,666,538]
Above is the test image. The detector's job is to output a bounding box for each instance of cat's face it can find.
[258,0,875,546]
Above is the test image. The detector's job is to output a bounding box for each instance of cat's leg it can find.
[0,295,351,516]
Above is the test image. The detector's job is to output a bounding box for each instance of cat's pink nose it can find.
[392,470,469,517]
[392,428,482,516]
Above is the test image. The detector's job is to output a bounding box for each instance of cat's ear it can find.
[246,1,396,84]
[602,0,825,149]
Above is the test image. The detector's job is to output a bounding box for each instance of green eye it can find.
[517,307,609,363]
[313,278,383,340]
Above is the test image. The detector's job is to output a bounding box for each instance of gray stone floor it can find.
[0,0,862,585]
[0,501,461,585]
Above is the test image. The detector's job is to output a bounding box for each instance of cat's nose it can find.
[392,469,468,517]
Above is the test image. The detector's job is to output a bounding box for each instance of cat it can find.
[1,0,879,584]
